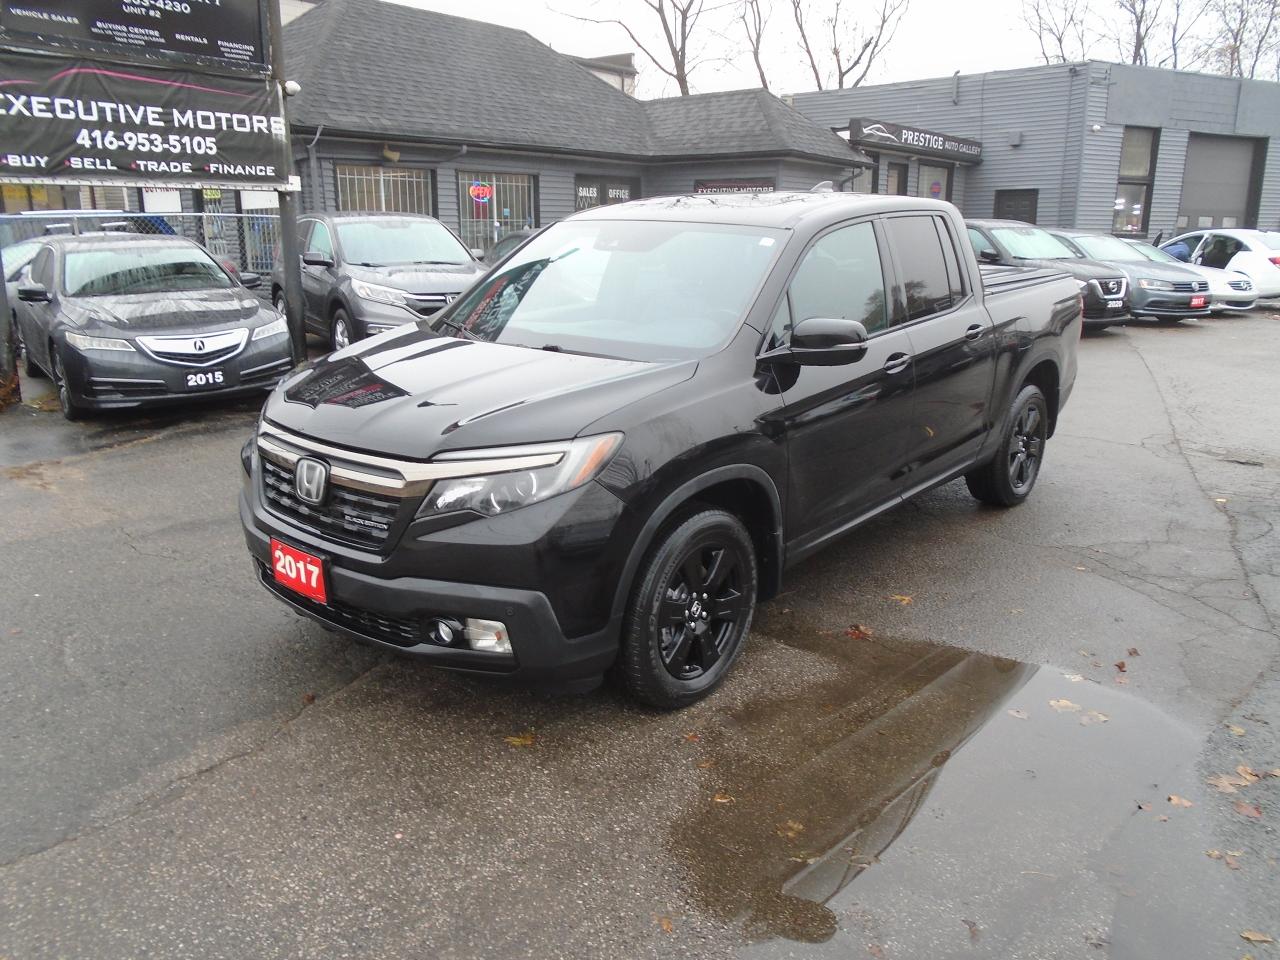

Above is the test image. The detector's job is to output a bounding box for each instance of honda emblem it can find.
[294,457,329,505]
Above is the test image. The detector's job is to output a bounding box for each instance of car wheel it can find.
[965,383,1048,508]
[16,321,42,378]
[273,289,286,314]
[618,508,757,710]
[330,308,355,351]
[50,345,84,421]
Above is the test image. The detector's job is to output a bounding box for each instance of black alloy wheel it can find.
[619,508,758,709]
[965,383,1048,507]
[50,345,84,421]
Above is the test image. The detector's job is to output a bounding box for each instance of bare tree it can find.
[739,0,770,89]
[1021,0,1095,62]
[792,0,909,89]
[1158,0,1211,67]
[568,0,729,95]
[1201,0,1279,77]
[1114,0,1163,62]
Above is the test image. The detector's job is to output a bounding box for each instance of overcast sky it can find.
[390,0,1048,98]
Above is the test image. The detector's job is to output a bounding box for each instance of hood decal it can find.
[285,355,409,410]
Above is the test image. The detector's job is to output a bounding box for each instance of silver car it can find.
[1122,239,1256,313]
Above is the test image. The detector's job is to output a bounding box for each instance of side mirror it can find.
[302,251,334,268]
[978,248,1001,264]
[470,247,485,259]
[762,317,869,367]
[239,271,263,289]
[17,281,50,303]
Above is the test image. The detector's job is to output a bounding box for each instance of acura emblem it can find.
[193,339,206,352]
[294,457,329,505]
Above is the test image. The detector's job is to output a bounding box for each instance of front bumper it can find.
[62,336,293,409]
[1130,290,1212,319]
[1081,289,1129,324]
[1211,295,1258,313]
[347,298,421,336]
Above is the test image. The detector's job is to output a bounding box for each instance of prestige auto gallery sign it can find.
[1,0,265,69]
[0,49,289,187]
[849,118,982,164]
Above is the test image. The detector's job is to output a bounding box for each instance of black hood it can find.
[266,326,697,459]
[68,287,276,334]
[1017,256,1125,281]
[346,261,485,294]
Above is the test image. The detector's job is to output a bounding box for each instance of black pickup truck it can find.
[241,193,1081,708]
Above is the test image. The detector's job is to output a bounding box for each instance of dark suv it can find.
[271,212,486,350]
[242,193,1080,708]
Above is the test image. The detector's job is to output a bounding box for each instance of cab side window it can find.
[30,248,55,290]
[309,222,334,259]
[884,215,958,321]
[785,221,888,338]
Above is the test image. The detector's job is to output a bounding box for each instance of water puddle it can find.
[673,606,1246,958]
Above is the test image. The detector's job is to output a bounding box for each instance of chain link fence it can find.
[1,211,283,283]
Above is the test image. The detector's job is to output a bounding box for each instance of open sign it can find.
[469,182,493,203]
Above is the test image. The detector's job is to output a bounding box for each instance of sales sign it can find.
[1,0,266,69]
[0,48,290,187]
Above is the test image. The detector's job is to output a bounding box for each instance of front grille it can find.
[1228,279,1253,291]
[405,293,459,317]
[257,562,424,646]
[260,456,402,549]
[1171,280,1209,293]
[1098,278,1126,297]
[136,329,249,368]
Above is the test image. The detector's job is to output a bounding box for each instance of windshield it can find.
[336,218,471,266]
[1124,241,1182,265]
[63,243,235,297]
[991,226,1078,260]
[2,240,40,280]
[1071,234,1147,262]
[432,220,785,362]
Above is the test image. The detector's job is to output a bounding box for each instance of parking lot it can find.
[2,307,1278,959]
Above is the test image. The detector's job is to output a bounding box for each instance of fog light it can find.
[427,618,464,646]
[465,618,511,654]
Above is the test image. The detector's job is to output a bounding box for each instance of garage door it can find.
[1177,134,1260,230]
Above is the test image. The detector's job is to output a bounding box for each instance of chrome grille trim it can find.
[1091,277,1128,298]
[135,328,249,368]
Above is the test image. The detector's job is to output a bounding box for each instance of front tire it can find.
[618,509,757,710]
[965,384,1048,507]
[17,322,42,378]
[330,307,356,351]
[50,345,84,421]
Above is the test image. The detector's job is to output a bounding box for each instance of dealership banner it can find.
[1,0,266,69]
[0,49,289,188]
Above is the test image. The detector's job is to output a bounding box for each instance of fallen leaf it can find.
[683,732,701,743]
[301,692,316,705]
[1241,931,1275,944]
[1049,699,1081,713]
[1075,565,1088,571]
[655,915,674,934]
[1234,800,1263,820]
[1207,849,1223,859]
[1237,765,1260,783]
[962,919,980,942]
[1227,724,1246,736]
[1269,769,1280,778]
[1007,708,1029,720]
[1228,849,1244,856]
[1062,673,1084,682]
[696,759,715,769]
[1085,931,1110,949]
[1137,802,1152,811]
[504,731,536,747]
[868,946,885,959]
[846,624,873,640]
[1078,649,1094,657]
[1225,855,1241,870]
[889,594,913,605]
[1080,710,1110,726]
[1115,676,1130,685]
[1127,647,1140,657]
[1207,774,1242,794]
[1168,795,1194,808]
[1115,660,1127,673]
[1158,815,1169,822]
[712,792,734,804]
[777,819,805,840]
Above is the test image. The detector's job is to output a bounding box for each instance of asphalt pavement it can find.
[1,310,1278,959]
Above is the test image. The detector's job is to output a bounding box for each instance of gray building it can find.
[791,61,1280,239]
[277,0,857,250]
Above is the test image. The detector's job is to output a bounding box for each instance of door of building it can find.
[994,189,1039,224]
[1178,134,1261,229]
[886,162,909,195]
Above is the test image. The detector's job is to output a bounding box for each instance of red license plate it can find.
[1190,295,1207,308]
[270,538,328,603]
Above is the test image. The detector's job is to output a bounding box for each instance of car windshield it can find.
[1071,234,1148,262]
[2,240,40,280]
[63,243,235,297]
[432,219,785,362]
[335,219,471,266]
[990,226,1078,259]
[1124,241,1182,265]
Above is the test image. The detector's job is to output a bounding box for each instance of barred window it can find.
[457,171,537,252]
[335,165,432,215]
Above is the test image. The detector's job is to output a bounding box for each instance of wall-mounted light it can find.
[283,79,301,97]
[1091,123,1104,133]
[382,145,401,163]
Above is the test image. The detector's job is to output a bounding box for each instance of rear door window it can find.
[884,215,957,321]
[786,221,888,336]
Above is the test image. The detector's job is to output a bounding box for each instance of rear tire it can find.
[965,384,1048,508]
[618,509,757,710]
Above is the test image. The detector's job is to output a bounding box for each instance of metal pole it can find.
[0,246,19,407]
[266,0,307,365]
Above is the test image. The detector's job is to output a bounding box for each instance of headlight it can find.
[251,316,288,341]
[1138,278,1174,291]
[416,433,623,519]
[351,278,409,307]
[64,331,135,352]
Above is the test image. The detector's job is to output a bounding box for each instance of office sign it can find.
[850,118,982,163]
[1,0,266,69]
[0,49,289,187]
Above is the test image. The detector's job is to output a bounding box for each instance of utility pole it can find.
[266,0,307,365]
[0,247,18,407]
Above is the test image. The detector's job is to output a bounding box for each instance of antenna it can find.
[810,181,834,193]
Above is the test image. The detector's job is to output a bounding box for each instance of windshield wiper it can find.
[409,260,467,266]
[433,315,481,340]
[352,261,387,267]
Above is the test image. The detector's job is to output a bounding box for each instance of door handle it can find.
[964,323,985,341]
[883,352,911,374]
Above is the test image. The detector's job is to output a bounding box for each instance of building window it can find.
[576,176,639,211]
[886,162,909,195]
[457,171,537,252]
[336,164,433,215]
[1114,126,1159,235]
[1,183,82,213]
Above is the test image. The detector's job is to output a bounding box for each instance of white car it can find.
[1123,239,1257,313]
[1160,228,1280,298]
